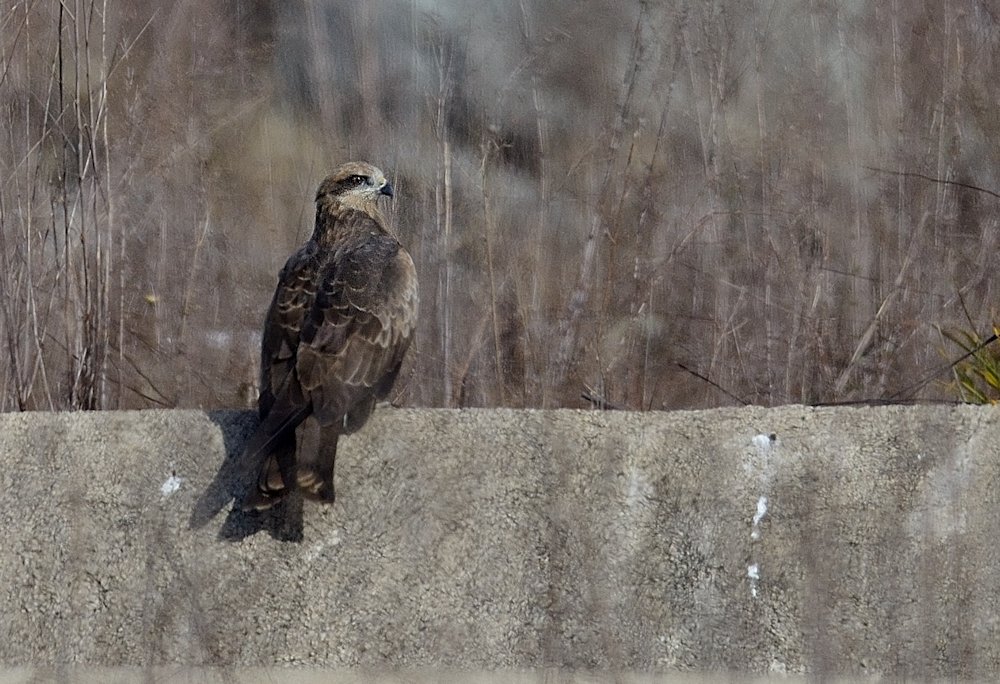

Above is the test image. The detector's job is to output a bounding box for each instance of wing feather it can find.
[296,215,417,424]
[258,241,319,417]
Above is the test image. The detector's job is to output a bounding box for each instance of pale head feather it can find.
[315,161,393,215]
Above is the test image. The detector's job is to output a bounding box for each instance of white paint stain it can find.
[752,433,775,453]
[160,474,182,497]
[751,495,768,540]
[747,563,760,598]
[747,434,776,596]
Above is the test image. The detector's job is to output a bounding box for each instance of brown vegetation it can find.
[1,1,998,411]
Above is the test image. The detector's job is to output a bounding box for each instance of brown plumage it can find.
[240,161,418,511]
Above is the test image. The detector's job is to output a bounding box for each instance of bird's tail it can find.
[239,404,310,511]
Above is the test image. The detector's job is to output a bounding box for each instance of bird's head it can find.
[315,161,393,215]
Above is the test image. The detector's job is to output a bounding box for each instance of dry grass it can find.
[1,1,998,411]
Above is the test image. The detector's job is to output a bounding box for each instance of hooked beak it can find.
[379,182,394,198]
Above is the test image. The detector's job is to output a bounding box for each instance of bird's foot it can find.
[240,486,289,512]
[302,483,336,505]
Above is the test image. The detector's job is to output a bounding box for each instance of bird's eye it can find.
[348,175,368,186]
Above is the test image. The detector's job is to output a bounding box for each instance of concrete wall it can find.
[1,406,998,681]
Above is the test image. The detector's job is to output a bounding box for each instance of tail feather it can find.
[239,404,310,511]
[241,448,295,511]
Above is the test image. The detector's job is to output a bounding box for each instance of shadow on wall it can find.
[188,409,306,542]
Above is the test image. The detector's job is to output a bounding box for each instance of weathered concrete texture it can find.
[0,406,998,680]
[0,667,857,684]
[0,667,836,684]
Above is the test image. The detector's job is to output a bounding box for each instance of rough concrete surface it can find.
[0,406,998,682]
[0,667,869,684]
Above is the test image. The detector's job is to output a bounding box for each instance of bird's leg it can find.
[312,426,339,504]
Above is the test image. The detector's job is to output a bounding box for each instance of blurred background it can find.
[1,0,997,411]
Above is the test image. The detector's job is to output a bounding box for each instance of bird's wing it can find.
[258,241,319,417]
[296,230,418,424]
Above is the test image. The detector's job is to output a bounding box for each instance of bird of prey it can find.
[240,161,418,511]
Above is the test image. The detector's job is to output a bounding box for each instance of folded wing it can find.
[297,225,417,428]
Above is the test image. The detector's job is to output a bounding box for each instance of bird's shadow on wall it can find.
[188,409,305,542]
